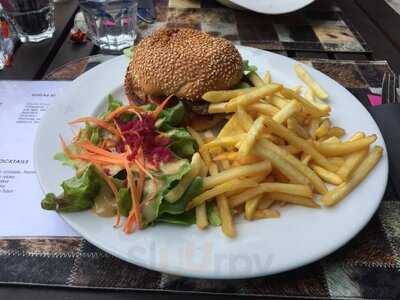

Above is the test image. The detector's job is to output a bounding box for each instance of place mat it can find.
[132,0,370,53]
[386,0,400,14]
[1,58,398,299]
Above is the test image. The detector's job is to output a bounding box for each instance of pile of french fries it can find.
[185,63,383,238]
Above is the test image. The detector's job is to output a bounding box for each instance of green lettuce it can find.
[117,188,131,217]
[41,165,102,212]
[207,202,221,226]
[165,128,198,158]
[156,102,185,131]
[243,60,257,74]
[159,176,203,215]
[157,210,196,225]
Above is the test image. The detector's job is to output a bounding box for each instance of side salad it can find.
[41,96,220,233]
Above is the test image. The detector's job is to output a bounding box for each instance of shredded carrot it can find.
[104,105,143,122]
[135,158,153,179]
[136,147,145,207]
[70,153,126,166]
[152,95,173,119]
[75,141,126,160]
[123,159,142,232]
[59,135,71,157]
[69,117,122,140]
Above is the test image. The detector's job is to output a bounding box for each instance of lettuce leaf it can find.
[156,210,196,225]
[243,60,257,74]
[107,95,123,112]
[207,202,221,226]
[159,176,203,215]
[141,160,191,226]
[41,165,101,212]
[165,128,198,158]
[156,102,185,131]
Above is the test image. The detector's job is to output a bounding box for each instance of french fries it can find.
[263,116,336,172]
[187,178,257,210]
[322,146,383,206]
[225,84,282,112]
[294,64,329,100]
[202,87,256,103]
[239,116,265,157]
[203,160,272,190]
[188,64,384,238]
[230,182,313,208]
[315,135,377,156]
[209,163,236,237]
[272,100,301,124]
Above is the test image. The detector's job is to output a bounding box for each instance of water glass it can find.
[79,0,137,51]
[0,0,55,43]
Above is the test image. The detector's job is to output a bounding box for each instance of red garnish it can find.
[117,112,174,166]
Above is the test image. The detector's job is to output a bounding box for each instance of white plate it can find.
[34,46,388,279]
[228,0,315,14]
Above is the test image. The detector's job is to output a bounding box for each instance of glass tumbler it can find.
[0,0,55,43]
[79,0,137,51]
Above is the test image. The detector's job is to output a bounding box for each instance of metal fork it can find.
[381,72,399,104]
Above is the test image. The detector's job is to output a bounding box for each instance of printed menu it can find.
[0,81,78,236]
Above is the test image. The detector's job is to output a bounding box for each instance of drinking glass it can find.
[79,0,137,51]
[0,0,55,43]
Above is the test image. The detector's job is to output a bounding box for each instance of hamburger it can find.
[124,28,244,130]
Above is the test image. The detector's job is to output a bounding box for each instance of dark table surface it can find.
[1,0,400,299]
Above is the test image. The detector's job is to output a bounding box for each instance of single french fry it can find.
[294,64,329,100]
[196,203,208,229]
[303,87,331,111]
[239,116,265,157]
[208,103,227,114]
[336,132,370,180]
[225,84,282,112]
[254,144,309,185]
[315,119,331,139]
[230,182,313,208]
[224,172,268,198]
[264,192,320,208]
[309,118,321,139]
[221,159,231,170]
[272,100,302,124]
[217,114,245,138]
[257,198,274,210]
[287,117,309,139]
[322,146,383,206]
[321,136,341,144]
[187,127,212,167]
[236,104,254,131]
[201,134,246,151]
[252,209,280,220]
[187,178,258,210]
[315,135,377,157]
[280,88,330,117]
[328,157,345,168]
[263,116,336,172]
[310,163,343,185]
[282,145,302,155]
[247,72,265,87]
[208,163,236,238]
[269,95,289,109]
[263,71,271,84]
[257,139,328,194]
[248,103,280,117]
[326,127,345,138]
[301,153,311,165]
[245,194,263,220]
[203,160,272,190]
[292,85,303,95]
[202,87,256,103]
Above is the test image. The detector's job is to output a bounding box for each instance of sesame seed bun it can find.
[125,28,243,103]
